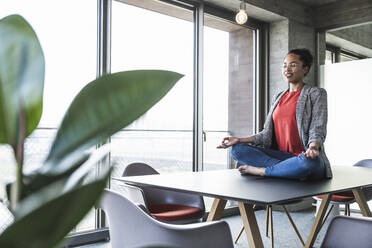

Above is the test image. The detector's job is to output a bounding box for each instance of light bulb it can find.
[235,9,248,24]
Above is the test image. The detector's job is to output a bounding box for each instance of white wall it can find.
[321,58,372,166]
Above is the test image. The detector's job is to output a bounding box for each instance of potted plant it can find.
[0,14,182,248]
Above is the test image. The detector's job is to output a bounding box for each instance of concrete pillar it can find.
[269,19,317,101]
[289,20,316,87]
[269,20,289,100]
[317,31,326,87]
[228,28,255,137]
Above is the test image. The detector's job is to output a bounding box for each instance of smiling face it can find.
[282,53,309,84]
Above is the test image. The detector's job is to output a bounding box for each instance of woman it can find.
[218,48,332,180]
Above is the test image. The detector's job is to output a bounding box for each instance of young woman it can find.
[218,48,331,180]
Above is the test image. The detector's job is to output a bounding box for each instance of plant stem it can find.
[10,106,26,211]
[10,154,24,211]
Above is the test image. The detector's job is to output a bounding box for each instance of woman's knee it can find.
[298,155,324,176]
[231,143,255,158]
[230,143,244,159]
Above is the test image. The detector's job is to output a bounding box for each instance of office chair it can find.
[99,189,234,248]
[314,159,372,228]
[121,162,205,224]
[320,215,372,248]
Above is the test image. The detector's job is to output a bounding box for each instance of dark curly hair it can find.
[287,48,313,75]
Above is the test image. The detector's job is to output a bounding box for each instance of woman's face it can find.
[282,53,309,84]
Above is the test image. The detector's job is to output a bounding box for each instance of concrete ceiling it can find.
[202,0,351,25]
[202,0,285,23]
[120,0,371,30]
[327,22,372,57]
[206,0,343,10]
[292,0,341,7]
[203,0,372,56]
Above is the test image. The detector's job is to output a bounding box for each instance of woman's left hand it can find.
[302,143,320,159]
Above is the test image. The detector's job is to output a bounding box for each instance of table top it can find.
[114,166,372,204]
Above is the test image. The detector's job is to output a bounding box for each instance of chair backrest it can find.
[354,159,372,168]
[353,159,372,200]
[99,189,234,248]
[320,216,372,248]
[123,162,159,176]
[117,182,147,207]
[122,162,205,210]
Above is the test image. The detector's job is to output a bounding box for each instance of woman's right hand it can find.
[217,136,240,149]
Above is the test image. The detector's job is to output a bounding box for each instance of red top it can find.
[272,90,305,156]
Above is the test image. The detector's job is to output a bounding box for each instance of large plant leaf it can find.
[44,70,182,173]
[0,169,110,248]
[0,14,45,146]
[22,145,110,199]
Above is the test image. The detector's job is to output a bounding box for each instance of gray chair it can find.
[100,189,234,248]
[320,215,372,248]
[121,162,205,224]
[314,159,372,226]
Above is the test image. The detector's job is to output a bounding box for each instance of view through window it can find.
[0,0,257,234]
[0,0,97,233]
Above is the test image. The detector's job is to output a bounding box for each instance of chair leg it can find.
[269,205,274,248]
[282,205,305,246]
[344,204,348,215]
[234,226,245,244]
[266,205,270,237]
[346,204,350,216]
[319,204,334,231]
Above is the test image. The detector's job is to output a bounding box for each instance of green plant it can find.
[0,14,182,248]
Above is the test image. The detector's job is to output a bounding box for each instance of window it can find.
[326,45,367,64]
[0,0,97,234]
[325,50,333,65]
[1,0,264,243]
[203,15,255,171]
[110,1,194,189]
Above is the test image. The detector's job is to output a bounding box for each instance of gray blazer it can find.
[251,84,332,178]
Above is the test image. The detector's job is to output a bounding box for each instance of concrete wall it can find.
[228,28,255,137]
[289,20,317,87]
[268,19,317,101]
[269,20,289,101]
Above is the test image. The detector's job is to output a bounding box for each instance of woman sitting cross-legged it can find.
[218,48,332,181]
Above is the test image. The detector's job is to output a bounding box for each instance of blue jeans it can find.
[231,143,326,181]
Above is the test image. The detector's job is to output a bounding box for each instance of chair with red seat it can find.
[100,189,234,248]
[121,162,205,224]
[314,159,372,227]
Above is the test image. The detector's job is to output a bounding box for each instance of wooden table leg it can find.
[305,193,332,248]
[206,198,227,221]
[238,202,264,248]
[352,188,372,217]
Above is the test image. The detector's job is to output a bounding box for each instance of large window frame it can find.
[63,0,269,246]
[326,44,367,63]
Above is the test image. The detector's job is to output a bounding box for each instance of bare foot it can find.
[238,165,266,176]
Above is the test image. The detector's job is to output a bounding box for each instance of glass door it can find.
[110,0,194,189]
[0,0,97,234]
[203,14,256,209]
[203,15,256,171]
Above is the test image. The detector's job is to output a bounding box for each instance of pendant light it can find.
[235,0,248,25]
